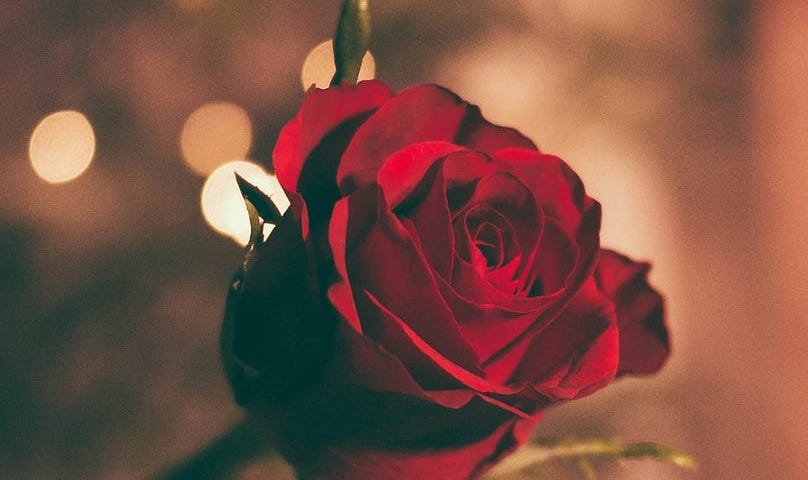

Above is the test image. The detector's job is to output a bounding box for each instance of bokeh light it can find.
[29,110,96,184]
[180,102,253,176]
[200,160,290,246]
[300,40,376,90]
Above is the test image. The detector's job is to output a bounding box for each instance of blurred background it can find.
[1,1,805,479]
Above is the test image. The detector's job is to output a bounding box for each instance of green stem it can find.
[152,418,271,480]
[331,0,370,85]
[487,438,695,478]
[577,458,597,480]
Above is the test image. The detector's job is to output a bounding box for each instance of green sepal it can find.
[331,0,370,85]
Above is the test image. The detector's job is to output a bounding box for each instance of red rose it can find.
[221,80,669,480]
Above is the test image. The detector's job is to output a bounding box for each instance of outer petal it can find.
[261,321,540,468]
[515,278,620,401]
[327,320,477,410]
[274,81,393,232]
[376,141,466,210]
[595,249,669,375]
[322,313,531,417]
[290,415,539,480]
[360,290,525,397]
[338,84,536,194]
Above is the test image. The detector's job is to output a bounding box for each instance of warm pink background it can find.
[0,2,804,479]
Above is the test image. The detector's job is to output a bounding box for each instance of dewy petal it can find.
[338,84,536,194]
[595,249,669,375]
[273,80,393,193]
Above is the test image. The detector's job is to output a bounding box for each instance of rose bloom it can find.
[221,80,669,480]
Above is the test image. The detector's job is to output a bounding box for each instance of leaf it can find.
[486,437,695,478]
[331,0,370,85]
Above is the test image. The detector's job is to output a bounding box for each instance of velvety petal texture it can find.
[337,84,537,194]
[224,79,670,480]
[292,416,538,480]
[595,249,669,375]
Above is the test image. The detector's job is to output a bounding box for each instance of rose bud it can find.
[222,80,670,480]
[220,176,334,405]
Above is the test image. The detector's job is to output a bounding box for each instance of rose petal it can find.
[441,151,503,209]
[530,218,579,295]
[514,278,620,400]
[493,149,590,235]
[437,274,559,368]
[472,222,508,274]
[329,320,476,409]
[453,205,513,272]
[404,163,456,278]
[378,147,498,279]
[329,187,483,375]
[273,80,393,193]
[361,289,520,396]
[448,220,576,310]
[485,255,522,293]
[327,319,531,419]
[327,187,379,333]
[462,170,544,288]
[481,203,602,380]
[376,141,466,209]
[596,249,669,375]
[338,84,536,194]
[288,403,539,480]
[456,103,538,153]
